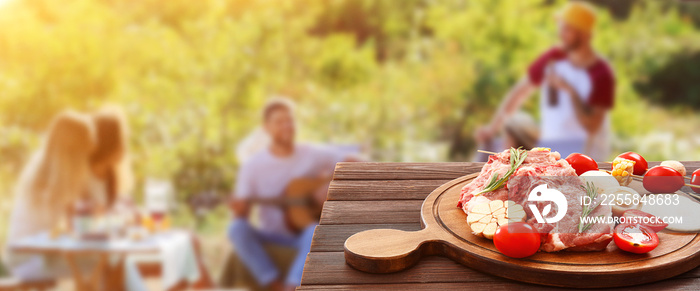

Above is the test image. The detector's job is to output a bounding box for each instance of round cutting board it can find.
[344,173,700,288]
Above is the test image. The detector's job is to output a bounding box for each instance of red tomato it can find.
[643,166,684,193]
[621,209,668,232]
[691,169,700,194]
[613,223,659,254]
[493,222,540,258]
[616,152,648,175]
[565,153,598,176]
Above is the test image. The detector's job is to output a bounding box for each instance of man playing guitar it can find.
[229,98,354,291]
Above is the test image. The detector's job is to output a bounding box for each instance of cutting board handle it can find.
[344,228,440,273]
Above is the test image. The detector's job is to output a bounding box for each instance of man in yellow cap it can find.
[476,1,615,160]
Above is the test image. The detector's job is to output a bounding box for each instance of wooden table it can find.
[299,161,700,290]
[10,232,160,291]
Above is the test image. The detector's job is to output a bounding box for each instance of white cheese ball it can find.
[580,170,619,194]
[602,186,641,217]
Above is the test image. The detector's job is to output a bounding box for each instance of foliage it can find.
[0,0,700,235]
[636,51,700,109]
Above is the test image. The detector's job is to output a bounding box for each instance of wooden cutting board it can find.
[344,173,700,288]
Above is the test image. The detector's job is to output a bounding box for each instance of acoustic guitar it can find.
[283,177,330,233]
[239,177,330,233]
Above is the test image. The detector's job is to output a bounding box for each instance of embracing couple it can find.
[3,106,213,291]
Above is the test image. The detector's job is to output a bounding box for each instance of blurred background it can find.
[1,0,700,289]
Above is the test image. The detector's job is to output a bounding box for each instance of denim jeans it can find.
[227,219,316,287]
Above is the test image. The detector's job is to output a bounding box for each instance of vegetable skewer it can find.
[476,149,700,189]
[600,160,693,180]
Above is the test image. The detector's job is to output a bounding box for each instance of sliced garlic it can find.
[467,199,526,239]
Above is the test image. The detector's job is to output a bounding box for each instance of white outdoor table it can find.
[10,232,160,291]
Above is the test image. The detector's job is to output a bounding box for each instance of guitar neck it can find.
[246,177,331,206]
[248,197,307,206]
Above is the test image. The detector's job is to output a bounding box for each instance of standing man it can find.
[229,98,352,291]
[476,1,615,160]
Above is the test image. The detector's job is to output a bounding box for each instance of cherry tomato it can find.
[565,153,598,176]
[621,209,668,232]
[493,222,540,258]
[643,166,684,193]
[691,169,700,194]
[613,223,659,254]
[616,152,648,176]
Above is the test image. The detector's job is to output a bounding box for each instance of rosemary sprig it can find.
[578,181,602,233]
[579,215,605,234]
[475,147,528,196]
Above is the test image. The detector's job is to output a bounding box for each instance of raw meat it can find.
[459,149,613,252]
[458,149,559,211]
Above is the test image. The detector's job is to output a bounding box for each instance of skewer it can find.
[476,149,700,189]
[601,160,694,180]
[604,170,700,189]
[483,149,695,181]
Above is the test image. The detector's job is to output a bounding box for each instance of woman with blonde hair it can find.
[4,110,96,279]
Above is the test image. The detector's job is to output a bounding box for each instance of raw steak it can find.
[458,149,560,211]
[459,149,613,252]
